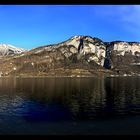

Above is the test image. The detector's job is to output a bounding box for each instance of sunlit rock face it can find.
[66,36,106,66]
[113,42,140,56]
[105,41,140,74]
[0,44,25,56]
[31,35,106,67]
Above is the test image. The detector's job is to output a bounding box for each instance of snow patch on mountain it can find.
[0,44,25,56]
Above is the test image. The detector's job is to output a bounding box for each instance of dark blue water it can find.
[0,77,140,135]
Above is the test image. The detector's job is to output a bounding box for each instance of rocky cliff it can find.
[0,36,139,77]
[104,41,140,75]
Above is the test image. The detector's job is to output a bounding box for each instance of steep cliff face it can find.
[30,35,106,67]
[106,41,140,74]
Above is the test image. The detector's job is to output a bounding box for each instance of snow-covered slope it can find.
[0,44,25,56]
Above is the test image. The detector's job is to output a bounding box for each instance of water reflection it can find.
[0,77,140,122]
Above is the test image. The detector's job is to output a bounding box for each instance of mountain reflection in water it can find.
[0,77,140,134]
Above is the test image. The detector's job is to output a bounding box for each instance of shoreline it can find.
[0,74,140,78]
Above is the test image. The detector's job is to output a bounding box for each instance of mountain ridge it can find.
[0,35,140,77]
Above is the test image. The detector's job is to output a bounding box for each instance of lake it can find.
[0,77,140,135]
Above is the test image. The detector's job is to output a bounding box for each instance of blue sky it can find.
[0,5,140,50]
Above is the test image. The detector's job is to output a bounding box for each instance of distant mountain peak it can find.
[0,44,25,56]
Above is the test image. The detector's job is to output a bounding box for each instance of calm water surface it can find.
[0,77,140,135]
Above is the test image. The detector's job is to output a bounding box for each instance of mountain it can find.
[0,36,140,77]
[29,35,106,67]
[0,44,25,57]
[104,41,140,75]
